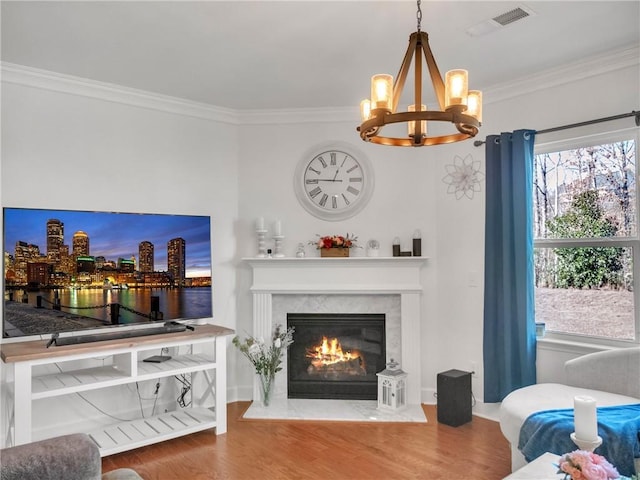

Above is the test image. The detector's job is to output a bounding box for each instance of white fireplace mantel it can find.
[244,256,428,404]
[245,256,426,293]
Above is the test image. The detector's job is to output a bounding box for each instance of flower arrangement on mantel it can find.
[310,234,359,257]
[556,450,626,480]
[232,324,294,406]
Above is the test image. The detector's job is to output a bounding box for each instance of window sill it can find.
[537,335,638,356]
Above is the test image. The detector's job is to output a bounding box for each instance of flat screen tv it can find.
[3,207,212,340]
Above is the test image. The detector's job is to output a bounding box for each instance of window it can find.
[533,130,639,344]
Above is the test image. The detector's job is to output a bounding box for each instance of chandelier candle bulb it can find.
[445,69,468,109]
[371,74,393,111]
[466,90,483,122]
[360,99,372,121]
[574,395,598,442]
[408,104,427,137]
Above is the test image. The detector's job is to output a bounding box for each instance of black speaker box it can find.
[437,369,472,427]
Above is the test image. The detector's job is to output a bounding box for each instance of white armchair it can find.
[499,347,640,472]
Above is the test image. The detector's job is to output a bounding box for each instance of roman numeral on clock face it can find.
[299,150,368,216]
[309,186,322,198]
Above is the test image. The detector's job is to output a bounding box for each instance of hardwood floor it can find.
[102,402,512,480]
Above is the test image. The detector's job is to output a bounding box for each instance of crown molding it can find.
[1,62,239,124]
[236,106,357,126]
[3,44,638,124]
[484,45,639,105]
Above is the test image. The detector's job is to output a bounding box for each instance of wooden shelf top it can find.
[1,324,234,363]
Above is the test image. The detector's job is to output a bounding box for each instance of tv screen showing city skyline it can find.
[3,207,212,278]
[3,207,213,338]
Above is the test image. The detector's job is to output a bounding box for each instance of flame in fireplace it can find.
[306,336,362,368]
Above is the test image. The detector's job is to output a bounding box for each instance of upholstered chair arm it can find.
[0,433,101,480]
[564,347,640,399]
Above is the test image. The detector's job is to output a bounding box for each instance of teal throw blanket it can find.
[518,403,640,477]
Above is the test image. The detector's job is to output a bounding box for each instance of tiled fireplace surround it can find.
[245,257,427,405]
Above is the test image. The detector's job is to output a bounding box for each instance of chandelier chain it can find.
[416,0,422,32]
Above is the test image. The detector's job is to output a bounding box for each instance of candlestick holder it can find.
[273,235,285,258]
[256,229,268,257]
[570,432,602,452]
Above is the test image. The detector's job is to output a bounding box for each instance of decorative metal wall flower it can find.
[442,154,484,200]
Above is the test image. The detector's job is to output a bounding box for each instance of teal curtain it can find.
[483,129,537,403]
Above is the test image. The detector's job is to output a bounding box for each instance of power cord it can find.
[432,387,476,408]
[174,374,191,408]
[136,382,145,418]
[53,362,129,422]
[135,381,162,418]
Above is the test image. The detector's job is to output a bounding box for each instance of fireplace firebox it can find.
[287,313,385,400]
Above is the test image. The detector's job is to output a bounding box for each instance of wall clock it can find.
[294,143,374,221]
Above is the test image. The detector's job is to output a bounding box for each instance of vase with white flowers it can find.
[232,324,295,406]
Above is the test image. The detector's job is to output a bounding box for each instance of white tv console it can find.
[1,324,233,456]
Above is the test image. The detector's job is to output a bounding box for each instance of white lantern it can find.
[377,359,408,411]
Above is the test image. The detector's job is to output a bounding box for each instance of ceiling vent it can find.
[492,7,531,26]
[466,5,535,37]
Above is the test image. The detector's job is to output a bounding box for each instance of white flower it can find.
[233,325,295,377]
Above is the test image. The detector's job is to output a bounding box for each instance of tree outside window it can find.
[533,136,638,343]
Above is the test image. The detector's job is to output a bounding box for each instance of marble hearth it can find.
[244,257,427,408]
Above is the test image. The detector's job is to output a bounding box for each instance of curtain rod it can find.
[473,110,640,147]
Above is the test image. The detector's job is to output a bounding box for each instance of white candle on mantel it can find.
[256,217,265,231]
[274,220,282,236]
[574,395,598,442]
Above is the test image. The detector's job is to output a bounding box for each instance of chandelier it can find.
[357,0,482,147]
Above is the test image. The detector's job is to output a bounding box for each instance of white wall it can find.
[233,48,640,404]
[1,43,638,440]
[234,114,439,399]
[0,72,239,441]
[1,77,239,332]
